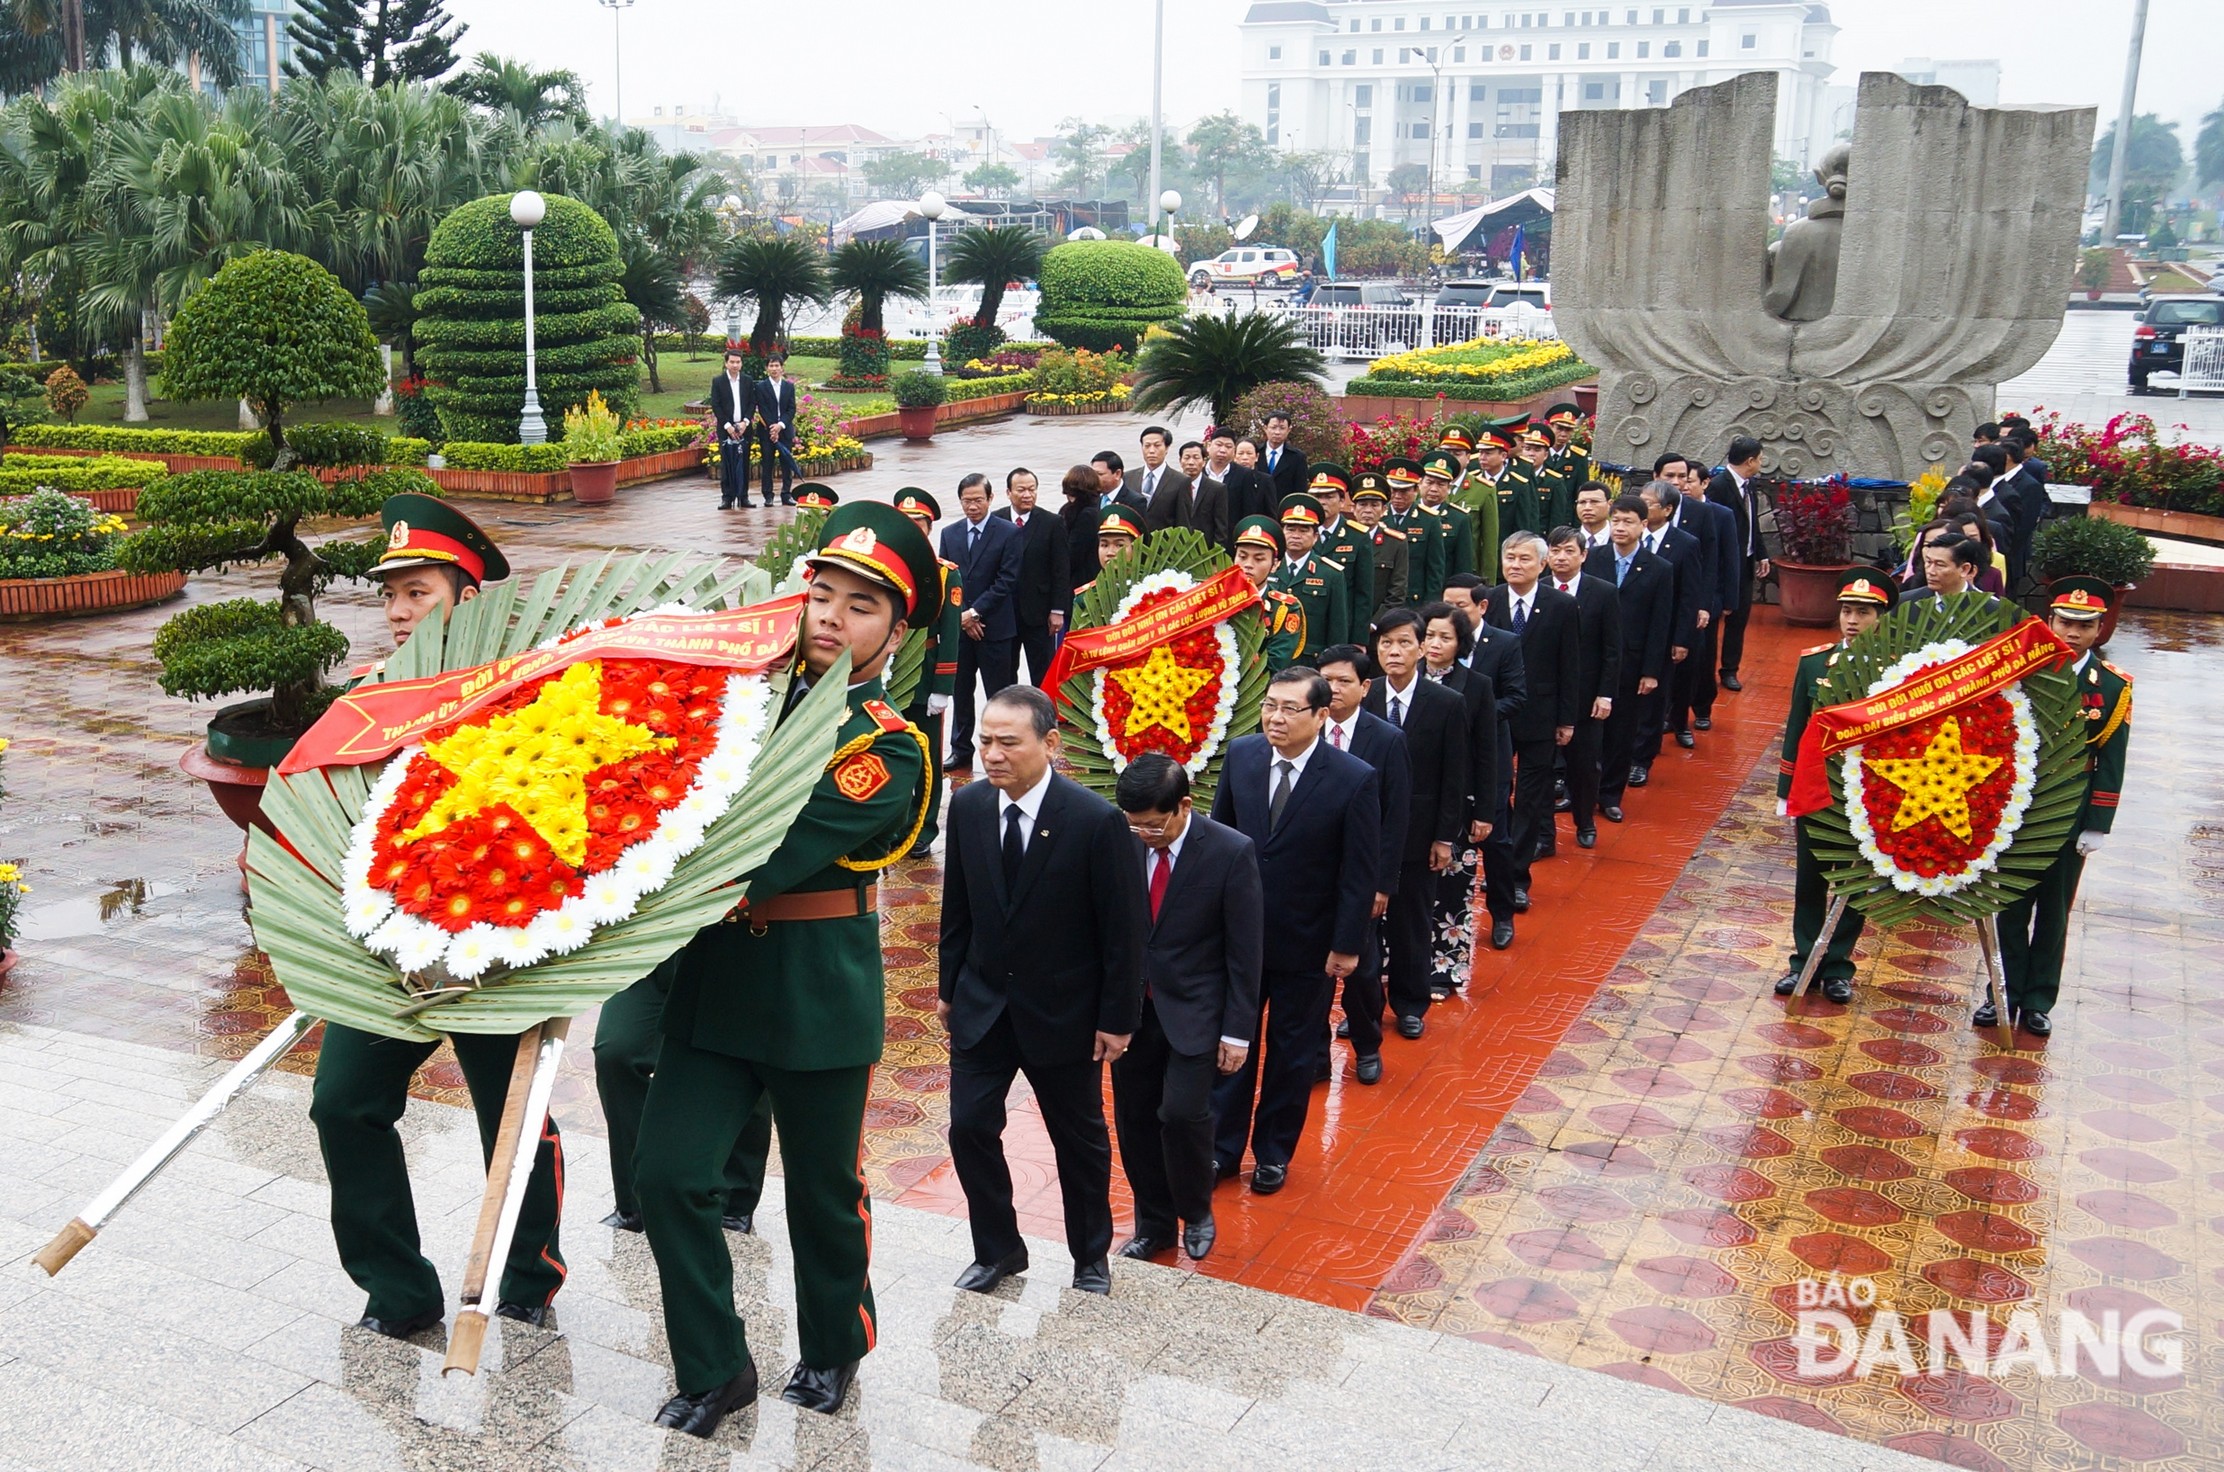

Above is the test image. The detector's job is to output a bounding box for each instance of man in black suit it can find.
[750,356,801,506]
[1443,573,1524,949]
[1110,756,1262,1263]
[1315,644,1408,1083]
[1180,440,1232,549]
[1996,434,2049,587]
[1483,532,1580,905]
[709,350,754,509]
[1090,452,1151,525]
[1630,481,1704,785]
[1360,609,1468,1040]
[1125,425,1195,532]
[1663,453,1735,740]
[1705,435,1768,693]
[1541,528,1620,850]
[1259,411,1309,501]
[1209,667,1379,1193]
[939,686,1148,1295]
[939,475,1022,771]
[990,466,1071,685]
[1586,495,1674,823]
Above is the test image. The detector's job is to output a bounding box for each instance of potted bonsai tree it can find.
[2032,514,2157,645]
[1769,479,1859,626]
[893,368,947,441]
[563,389,626,504]
[2077,246,2112,302]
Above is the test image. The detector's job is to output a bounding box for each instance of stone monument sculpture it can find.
[1552,72,2094,482]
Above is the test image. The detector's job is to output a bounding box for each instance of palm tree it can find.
[363,279,419,375]
[1,0,248,92]
[2198,101,2224,190]
[828,236,926,335]
[1128,313,1326,430]
[444,51,589,131]
[618,236,685,392]
[943,223,1044,331]
[713,234,831,355]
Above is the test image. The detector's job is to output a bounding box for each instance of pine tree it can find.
[285,0,464,86]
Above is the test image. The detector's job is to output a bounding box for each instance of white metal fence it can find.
[1259,301,1560,362]
[2179,325,2224,398]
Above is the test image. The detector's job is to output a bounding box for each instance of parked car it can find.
[1290,281,1422,357]
[1189,246,1301,288]
[2129,294,2223,392]
[1429,278,1552,341]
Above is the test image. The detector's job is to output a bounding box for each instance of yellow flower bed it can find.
[1026,386,1133,406]
[1368,336,1575,384]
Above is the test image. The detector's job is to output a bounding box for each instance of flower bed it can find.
[2022,407,2224,518]
[0,453,171,514]
[1346,336,1594,403]
[0,566,188,620]
[11,423,262,459]
[846,396,1029,439]
[704,437,872,479]
[1027,387,1132,415]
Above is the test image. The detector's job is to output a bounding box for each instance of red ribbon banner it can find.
[1040,565,1261,707]
[278,596,807,774]
[1785,617,2072,818]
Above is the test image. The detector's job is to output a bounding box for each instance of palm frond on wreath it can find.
[1799,593,2084,931]
[750,508,831,596]
[246,552,835,1041]
[1055,528,1266,811]
[884,625,930,712]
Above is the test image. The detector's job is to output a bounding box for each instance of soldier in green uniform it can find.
[1772,570,1897,1004]
[1519,424,1575,532]
[1348,470,1409,619]
[1991,577,2131,1037]
[1232,515,1306,671]
[1436,424,1476,478]
[793,483,840,512]
[894,486,960,849]
[1268,492,1349,655]
[635,501,939,1434]
[1075,508,1145,600]
[1461,422,1531,548]
[1382,459,1438,603]
[311,494,571,1339]
[1542,403,1592,486]
[1419,449,1476,593]
[1309,465,1374,623]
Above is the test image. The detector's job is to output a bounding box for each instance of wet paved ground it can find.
[0,412,2213,1469]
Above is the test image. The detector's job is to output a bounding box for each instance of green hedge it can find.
[944,373,1034,403]
[0,453,170,496]
[437,441,572,474]
[1035,242,1186,354]
[620,425,698,456]
[1344,360,1596,403]
[10,423,261,457]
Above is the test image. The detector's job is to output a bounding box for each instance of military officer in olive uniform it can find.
[1349,470,1409,619]
[1232,515,1307,671]
[1518,425,1575,533]
[1268,492,1349,655]
[636,501,939,1436]
[1542,403,1591,486]
[1382,459,1438,604]
[895,486,961,849]
[1436,424,1476,479]
[1419,450,1476,594]
[793,483,840,512]
[312,494,571,1340]
[1991,577,2131,1037]
[1458,423,1527,552]
[1074,508,1145,601]
[1772,570,1897,1003]
[1309,466,1373,624]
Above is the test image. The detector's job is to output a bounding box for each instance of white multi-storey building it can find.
[1239,1,1840,197]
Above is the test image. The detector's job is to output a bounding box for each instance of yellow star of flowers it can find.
[1864,714,2003,842]
[403,660,673,867]
[1109,646,1216,744]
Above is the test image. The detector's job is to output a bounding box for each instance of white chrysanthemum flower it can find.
[523,906,593,957]
[491,924,550,970]
[344,891,395,938]
[620,843,677,891]
[447,925,500,980]
[383,917,450,972]
[577,870,634,924]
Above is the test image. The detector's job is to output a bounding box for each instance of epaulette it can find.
[1379,527,1407,541]
[2102,659,2133,684]
[1418,503,1444,516]
[863,699,910,734]
[1802,642,1835,657]
[1318,556,1345,571]
[348,660,385,680]
[937,556,959,570]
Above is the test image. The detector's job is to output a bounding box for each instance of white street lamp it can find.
[511,189,548,445]
[598,0,635,127]
[918,190,948,377]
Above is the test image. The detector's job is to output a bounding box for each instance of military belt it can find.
[723,885,879,933]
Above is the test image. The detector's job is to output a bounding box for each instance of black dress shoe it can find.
[1430,985,1452,1001]
[1721,673,1743,692]
[1334,1018,1350,1039]
[1512,887,1530,913]
[1554,792,1573,813]
[1491,919,1515,950]
[494,1300,551,1327]
[722,1212,754,1234]
[1972,1001,2000,1028]
[1534,842,1557,859]
[1600,805,1624,824]
[1183,1216,1216,1261]
[1116,1234,1173,1260]
[1694,715,1713,731]
[1821,977,1853,1004]
[356,1308,441,1339]
[1628,765,1650,787]
[1576,828,1597,848]
[1355,1053,1383,1084]
[1774,972,1799,997]
[942,755,972,774]
[1213,1157,1239,1181]
[656,1363,760,1436]
[1675,730,1697,749]
[954,1247,1029,1293]
[780,1359,856,1415]
[602,1209,644,1233]
[1071,1259,1111,1295]
[1395,1014,1424,1040]
[2020,1010,2052,1037]
[1251,1162,1288,1194]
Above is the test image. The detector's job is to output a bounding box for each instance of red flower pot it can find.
[569,460,619,504]
[1774,559,1859,627]
[898,405,938,441]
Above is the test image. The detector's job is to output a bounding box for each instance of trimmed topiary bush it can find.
[945,320,1005,368]
[1034,242,1186,354]
[415,193,641,444]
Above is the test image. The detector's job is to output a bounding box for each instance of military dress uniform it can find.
[895,486,962,850]
[1771,572,1899,1002]
[635,502,938,1420]
[1308,465,1374,620]
[1419,450,1476,593]
[1383,460,1439,603]
[311,495,571,1335]
[1450,455,1507,584]
[1996,579,2131,1031]
[1234,515,1307,672]
[1520,427,1575,532]
[1268,493,1348,655]
[1350,472,1409,619]
[1542,402,1592,487]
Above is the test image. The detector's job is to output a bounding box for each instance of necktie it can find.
[1513,598,1528,635]
[1330,724,1345,749]
[1643,533,1656,554]
[1145,469,1158,499]
[1616,557,1629,587]
[969,522,981,553]
[1390,693,1405,728]
[1268,758,1295,831]
[1014,513,1025,531]
[1268,447,1279,472]
[1149,848,1170,920]
[1001,804,1024,888]
[1558,580,1571,594]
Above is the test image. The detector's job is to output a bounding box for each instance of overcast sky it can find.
[442,0,2218,146]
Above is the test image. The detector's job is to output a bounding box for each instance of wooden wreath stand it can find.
[444,1015,569,1377]
[1791,894,2018,1051]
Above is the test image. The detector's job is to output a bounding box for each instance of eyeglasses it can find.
[1126,818,1175,838]
[1258,699,1319,717]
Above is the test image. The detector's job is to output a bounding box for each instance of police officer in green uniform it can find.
[1419,449,1476,593]
[1309,465,1374,624]
[1519,424,1574,532]
[1348,470,1409,619]
[1542,403,1592,486]
[1232,515,1306,671]
[311,494,570,1339]
[1268,492,1348,655]
[1772,570,1897,1003]
[895,486,961,849]
[1452,424,1515,576]
[1382,459,1438,603]
[636,501,938,1435]
[1990,577,2131,1037]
